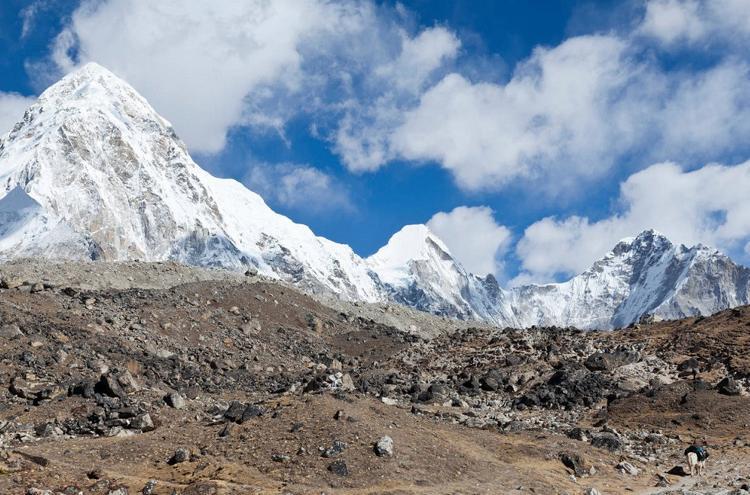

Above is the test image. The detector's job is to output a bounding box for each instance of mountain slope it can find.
[0,63,748,329]
[501,230,750,329]
[367,224,504,320]
[0,63,383,301]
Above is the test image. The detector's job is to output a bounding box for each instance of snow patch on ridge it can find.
[368,224,452,285]
[0,186,101,260]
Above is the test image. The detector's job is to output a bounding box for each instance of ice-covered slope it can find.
[0,63,383,301]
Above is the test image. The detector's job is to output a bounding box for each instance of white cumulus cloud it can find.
[639,0,750,47]
[45,0,461,161]
[387,31,750,192]
[427,206,511,277]
[48,0,372,153]
[392,35,638,191]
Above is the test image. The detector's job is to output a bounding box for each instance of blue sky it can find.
[2,0,750,285]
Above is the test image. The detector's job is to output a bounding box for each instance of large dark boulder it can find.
[417,382,449,403]
[678,357,700,374]
[480,370,505,391]
[591,432,623,452]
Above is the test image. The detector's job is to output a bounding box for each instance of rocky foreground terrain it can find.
[0,261,748,494]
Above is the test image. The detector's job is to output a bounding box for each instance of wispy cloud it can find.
[20,0,51,39]
[243,161,353,214]
[0,93,36,136]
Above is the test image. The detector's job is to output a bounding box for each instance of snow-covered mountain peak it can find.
[41,62,125,98]
[36,62,165,120]
[367,224,458,284]
[0,61,227,261]
[611,229,672,256]
[365,224,504,320]
[0,65,747,329]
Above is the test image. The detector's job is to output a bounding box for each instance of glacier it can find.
[0,63,748,330]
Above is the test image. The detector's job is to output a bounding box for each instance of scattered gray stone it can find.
[340,373,355,391]
[567,427,588,442]
[328,459,349,476]
[322,440,347,458]
[165,392,186,409]
[559,452,588,477]
[219,423,232,438]
[718,376,742,396]
[591,432,623,452]
[130,413,155,432]
[678,357,700,374]
[480,370,504,391]
[167,447,190,465]
[240,403,265,423]
[617,461,640,476]
[329,359,342,371]
[223,401,245,422]
[374,435,394,457]
[96,373,127,399]
[116,370,140,393]
[0,324,23,339]
[10,377,64,402]
[141,480,157,495]
[585,350,639,372]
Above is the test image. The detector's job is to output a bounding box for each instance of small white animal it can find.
[686,451,705,476]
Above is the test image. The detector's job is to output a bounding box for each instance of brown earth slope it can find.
[0,263,748,494]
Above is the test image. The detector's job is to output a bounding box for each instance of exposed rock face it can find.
[0,64,748,329]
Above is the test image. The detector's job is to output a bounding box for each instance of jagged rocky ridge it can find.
[0,63,748,329]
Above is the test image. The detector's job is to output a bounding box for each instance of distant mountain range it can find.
[1,63,748,329]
